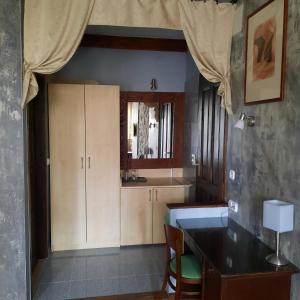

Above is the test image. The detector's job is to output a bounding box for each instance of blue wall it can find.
[55,48,187,92]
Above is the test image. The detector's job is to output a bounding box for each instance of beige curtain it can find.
[89,0,181,29]
[23,0,95,107]
[24,0,236,112]
[178,0,236,114]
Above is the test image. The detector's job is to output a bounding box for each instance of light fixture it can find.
[234,113,255,130]
[150,79,157,90]
[263,200,294,266]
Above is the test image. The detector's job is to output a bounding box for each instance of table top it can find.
[177,217,298,277]
[167,201,228,209]
[121,177,192,188]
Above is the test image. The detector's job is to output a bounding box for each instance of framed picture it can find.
[245,0,288,105]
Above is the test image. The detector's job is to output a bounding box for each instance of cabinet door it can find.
[121,188,153,246]
[153,187,186,244]
[85,85,120,248]
[49,84,86,251]
[204,262,221,300]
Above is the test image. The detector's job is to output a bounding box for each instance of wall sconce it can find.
[234,113,255,130]
[150,78,157,90]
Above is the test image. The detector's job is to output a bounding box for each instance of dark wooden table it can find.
[177,217,298,300]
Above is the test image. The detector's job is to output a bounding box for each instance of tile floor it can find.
[34,245,165,300]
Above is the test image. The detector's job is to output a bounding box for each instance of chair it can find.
[160,224,202,300]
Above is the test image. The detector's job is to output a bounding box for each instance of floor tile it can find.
[35,245,165,299]
[118,275,138,294]
[70,257,87,281]
[135,275,163,292]
[86,278,104,297]
[101,277,120,296]
[34,282,69,300]
[68,280,87,299]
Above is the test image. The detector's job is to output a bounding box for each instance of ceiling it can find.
[85,25,185,40]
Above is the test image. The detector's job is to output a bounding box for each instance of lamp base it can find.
[265,254,289,266]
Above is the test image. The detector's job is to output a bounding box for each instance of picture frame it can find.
[244,0,288,105]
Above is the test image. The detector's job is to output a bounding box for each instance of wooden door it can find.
[196,76,227,203]
[121,188,153,245]
[49,84,86,251]
[152,187,186,244]
[85,85,120,248]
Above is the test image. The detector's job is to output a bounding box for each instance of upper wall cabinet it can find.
[120,92,184,169]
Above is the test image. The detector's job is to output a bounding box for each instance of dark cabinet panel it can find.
[196,76,227,203]
[203,263,221,300]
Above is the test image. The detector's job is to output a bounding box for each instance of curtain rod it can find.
[190,0,238,4]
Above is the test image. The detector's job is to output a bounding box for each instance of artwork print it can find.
[245,0,287,105]
[253,16,276,81]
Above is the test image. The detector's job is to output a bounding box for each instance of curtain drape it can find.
[89,0,181,29]
[23,0,236,113]
[178,0,236,114]
[23,0,95,107]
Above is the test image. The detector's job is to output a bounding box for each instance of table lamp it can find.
[263,200,294,266]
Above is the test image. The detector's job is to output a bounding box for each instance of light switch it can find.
[229,170,235,181]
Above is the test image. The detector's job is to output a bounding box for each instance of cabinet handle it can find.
[81,157,84,169]
[88,157,91,169]
[155,190,158,201]
[149,190,152,202]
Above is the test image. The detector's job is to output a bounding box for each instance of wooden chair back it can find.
[164,224,184,270]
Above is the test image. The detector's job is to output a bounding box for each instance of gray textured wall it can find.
[227,1,300,299]
[0,0,28,299]
[55,48,187,92]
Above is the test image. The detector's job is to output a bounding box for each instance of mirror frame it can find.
[120,92,184,169]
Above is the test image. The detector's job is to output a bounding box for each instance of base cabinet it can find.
[152,187,186,244]
[121,186,187,246]
[121,188,153,246]
[203,261,292,300]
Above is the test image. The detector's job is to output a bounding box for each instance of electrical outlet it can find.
[226,256,233,268]
[191,154,199,166]
[228,199,238,213]
[229,170,235,181]
[227,228,238,243]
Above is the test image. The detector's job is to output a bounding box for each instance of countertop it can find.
[177,217,299,277]
[121,177,192,188]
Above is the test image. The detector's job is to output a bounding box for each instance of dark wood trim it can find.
[120,92,184,170]
[80,34,188,52]
[244,0,288,105]
[28,75,50,266]
[31,259,46,297]
[221,108,228,202]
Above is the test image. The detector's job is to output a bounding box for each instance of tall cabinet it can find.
[49,83,120,251]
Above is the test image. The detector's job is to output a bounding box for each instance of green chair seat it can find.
[170,255,201,280]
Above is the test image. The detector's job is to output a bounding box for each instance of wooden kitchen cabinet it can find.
[121,186,187,245]
[49,84,86,251]
[152,187,186,244]
[121,188,153,245]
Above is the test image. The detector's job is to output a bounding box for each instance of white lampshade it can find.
[263,200,294,233]
[234,119,244,130]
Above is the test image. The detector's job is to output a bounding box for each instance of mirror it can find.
[127,102,174,159]
[120,92,184,169]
